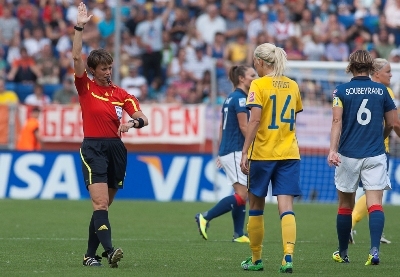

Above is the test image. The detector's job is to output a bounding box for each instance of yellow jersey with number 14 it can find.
[246,76,303,160]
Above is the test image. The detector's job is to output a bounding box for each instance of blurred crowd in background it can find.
[1,0,400,107]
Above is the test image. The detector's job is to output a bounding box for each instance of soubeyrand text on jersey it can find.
[273,81,290,88]
[345,87,384,95]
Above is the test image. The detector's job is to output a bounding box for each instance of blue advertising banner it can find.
[1,151,400,204]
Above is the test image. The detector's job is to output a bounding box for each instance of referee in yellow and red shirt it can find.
[73,2,149,268]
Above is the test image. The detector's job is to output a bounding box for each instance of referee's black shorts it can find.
[80,138,127,189]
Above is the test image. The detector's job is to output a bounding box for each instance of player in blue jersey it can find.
[327,50,398,266]
[195,65,257,242]
[350,58,400,245]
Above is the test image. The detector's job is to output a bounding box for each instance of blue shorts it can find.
[358,153,389,187]
[248,159,302,197]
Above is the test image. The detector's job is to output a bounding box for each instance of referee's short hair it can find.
[87,48,113,70]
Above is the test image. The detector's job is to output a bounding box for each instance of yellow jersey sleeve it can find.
[384,87,395,153]
[247,80,262,108]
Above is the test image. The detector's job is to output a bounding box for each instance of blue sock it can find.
[231,204,246,237]
[369,210,384,252]
[337,210,352,257]
[204,195,237,221]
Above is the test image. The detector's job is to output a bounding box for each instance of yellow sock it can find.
[281,212,296,265]
[247,215,264,263]
[352,194,368,229]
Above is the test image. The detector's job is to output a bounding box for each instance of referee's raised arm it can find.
[72,2,92,77]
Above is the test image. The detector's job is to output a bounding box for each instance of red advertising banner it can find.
[27,104,206,144]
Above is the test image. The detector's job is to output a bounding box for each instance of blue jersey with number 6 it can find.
[218,88,249,156]
[332,76,396,158]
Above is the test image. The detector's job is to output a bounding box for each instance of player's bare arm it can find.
[241,107,261,174]
[328,107,343,167]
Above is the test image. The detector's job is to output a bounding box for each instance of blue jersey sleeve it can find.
[233,95,248,114]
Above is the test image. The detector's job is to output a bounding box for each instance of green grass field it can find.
[0,200,399,276]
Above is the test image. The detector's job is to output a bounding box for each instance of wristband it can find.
[74,26,84,31]
[128,118,145,128]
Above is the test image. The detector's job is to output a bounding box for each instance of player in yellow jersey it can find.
[240,43,303,273]
[350,58,400,245]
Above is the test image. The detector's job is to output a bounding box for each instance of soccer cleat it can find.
[106,247,123,268]
[241,256,264,271]
[279,262,293,273]
[365,250,379,266]
[380,233,391,244]
[82,255,102,266]
[195,213,209,240]
[279,255,293,273]
[332,251,350,263]
[232,235,250,243]
[349,229,355,244]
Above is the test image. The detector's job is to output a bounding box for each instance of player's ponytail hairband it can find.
[377,62,389,72]
[255,54,274,65]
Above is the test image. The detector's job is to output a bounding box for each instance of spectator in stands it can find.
[325,31,350,61]
[373,28,396,60]
[317,13,346,44]
[384,0,400,46]
[7,47,42,84]
[20,6,45,36]
[120,30,141,59]
[41,0,63,24]
[22,27,51,57]
[24,83,51,106]
[303,32,326,61]
[345,10,371,50]
[44,6,67,49]
[0,47,7,75]
[66,0,81,26]
[247,8,274,45]
[6,36,21,66]
[120,65,148,101]
[36,44,60,85]
[167,47,187,84]
[0,7,21,46]
[170,69,196,102]
[195,4,227,45]
[168,5,189,46]
[52,76,78,105]
[184,46,214,82]
[0,78,19,105]
[271,8,297,48]
[135,4,171,85]
[159,83,181,103]
[225,31,252,66]
[16,0,38,25]
[180,21,205,63]
[196,69,212,102]
[242,0,259,27]
[206,32,227,79]
[297,9,315,44]
[161,31,176,76]
[283,37,304,60]
[16,106,41,151]
[97,7,115,46]
[224,5,245,42]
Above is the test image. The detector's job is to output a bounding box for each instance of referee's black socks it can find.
[93,210,113,253]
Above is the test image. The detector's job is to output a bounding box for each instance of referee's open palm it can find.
[77,2,93,25]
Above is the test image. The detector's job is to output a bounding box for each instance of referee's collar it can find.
[351,76,371,81]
